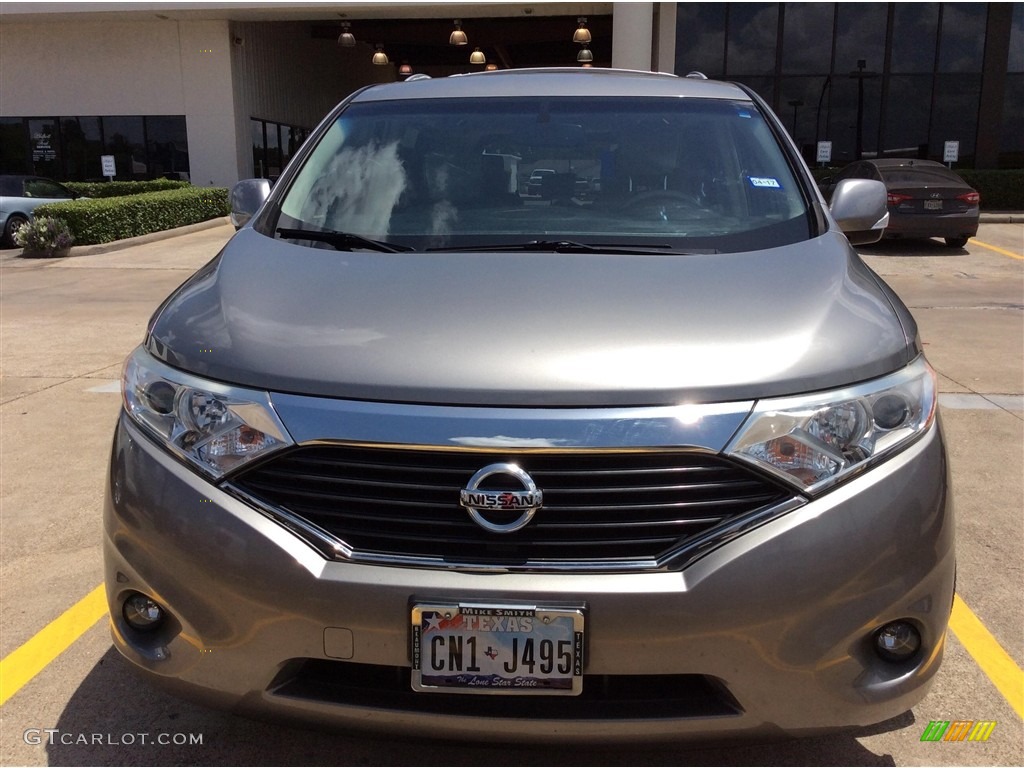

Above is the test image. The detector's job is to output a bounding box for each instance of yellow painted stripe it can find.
[0,584,107,707]
[949,594,1024,720]
[971,237,1024,260]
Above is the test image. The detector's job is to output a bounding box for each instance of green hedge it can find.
[64,179,191,198]
[811,166,1024,210]
[34,187,229,245]
[955,170,1024,211]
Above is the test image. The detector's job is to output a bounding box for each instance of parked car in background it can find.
[106,69,953,742]
[0,175,81,247]
[820,159,979,248]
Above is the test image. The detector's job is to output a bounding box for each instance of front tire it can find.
[3,213,29,248]
[944,236,969,248]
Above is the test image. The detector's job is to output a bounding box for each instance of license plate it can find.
[411,602,584,695]
[924,200,943,210]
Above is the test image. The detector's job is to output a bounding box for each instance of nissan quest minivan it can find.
[105,69,954,742]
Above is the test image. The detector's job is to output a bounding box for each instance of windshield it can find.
[276,96,810,252]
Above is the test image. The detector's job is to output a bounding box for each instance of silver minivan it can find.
[106,69,954,742]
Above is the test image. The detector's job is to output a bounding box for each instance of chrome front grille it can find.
[228,445,797,571]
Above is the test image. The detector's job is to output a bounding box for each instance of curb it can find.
[64,217,233,257]
[979,213,1024,224]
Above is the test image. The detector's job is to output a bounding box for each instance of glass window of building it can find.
[890,3,940,73]
[726,3,779,76]
[938,3,987,72]
[103,116,146,180]
[1009,3,1024,73]
[883,76,933,157]
[781,3,834,74]
[146,116,189,181]
[931,73,980,161]
[61,117,102,180]
[27,118,62,179]
[675,4,727,76]
[0,118,28,174]
[834,3,887,75]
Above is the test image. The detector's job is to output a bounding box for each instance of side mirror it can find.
[229,179,271,230]
[829,178,889,245]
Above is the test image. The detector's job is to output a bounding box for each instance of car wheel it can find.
[3,213,29,248]
[944,236,969,249]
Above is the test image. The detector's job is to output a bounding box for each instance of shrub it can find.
[14,216,74,254]
[956,170,1024,211]
[34,187,229,245]
[63,179,191,198]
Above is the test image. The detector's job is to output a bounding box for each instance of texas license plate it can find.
[924,200,943,210]
[411,602,584,695]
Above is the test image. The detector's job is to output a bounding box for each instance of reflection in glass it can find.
[675,3,726,77]
[835,3,887,75]
[28,119,61,179]
[61,117,101,180]
[1009,4,1024,73]
[882,76,932,158]
[938,3,986,73]
[251,119,266,179]
[890,3,939,73]
[0,118,29,174]
[930,74,980,161]
[782,3,834,74]
[146,116,189,180]
[1001,74,1023,166]
[828,75,881,165]
[726,3,778,76]
[103,116,146,180]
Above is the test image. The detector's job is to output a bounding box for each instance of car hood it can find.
[147,228,916,407]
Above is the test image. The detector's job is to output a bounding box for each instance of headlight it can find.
[122,346,293,479]
[727,357,937,494]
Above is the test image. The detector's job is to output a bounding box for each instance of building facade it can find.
[0,2,1019,187]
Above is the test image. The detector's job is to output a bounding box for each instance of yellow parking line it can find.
[0,584,107,707]
[971,238,1024,260]
[949,594,1024,719]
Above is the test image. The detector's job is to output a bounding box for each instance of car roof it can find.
[350,68,751,103]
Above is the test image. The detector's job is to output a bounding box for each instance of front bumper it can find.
[104,411,954,742]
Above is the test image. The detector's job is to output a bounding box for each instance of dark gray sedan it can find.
[105,69,953,742]
[823,159,979,248]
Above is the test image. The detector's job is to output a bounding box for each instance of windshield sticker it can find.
[749,177,781,189]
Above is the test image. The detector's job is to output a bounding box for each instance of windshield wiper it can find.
[276,228,412,253]
[425,240,716,255]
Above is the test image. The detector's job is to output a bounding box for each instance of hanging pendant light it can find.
[449,19,468,46]
[337,21,355,47]
[398,62,413,76]
[485,62,498,71]
[577,46,594,64]
[469,47,486,65]
[573,17,592,44]
[372,44,389,65]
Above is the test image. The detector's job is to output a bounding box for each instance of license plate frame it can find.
[410,602,585,695]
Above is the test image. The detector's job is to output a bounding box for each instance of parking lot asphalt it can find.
[0,222,1021,766]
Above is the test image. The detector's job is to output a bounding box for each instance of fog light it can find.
[874,620,921,662]
[123,592,165,632]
